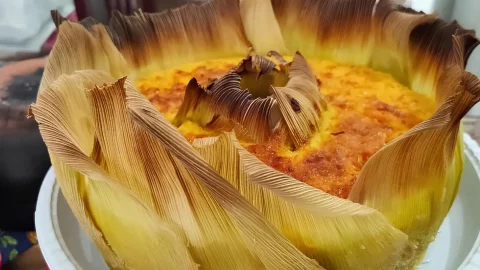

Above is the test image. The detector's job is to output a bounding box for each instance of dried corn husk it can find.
[30,0,480,269]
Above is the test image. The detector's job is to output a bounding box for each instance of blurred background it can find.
[0,0,479,269]
[0,1,201,269]
[0,0,200,228]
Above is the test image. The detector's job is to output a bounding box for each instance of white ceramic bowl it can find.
[35,134,480,270]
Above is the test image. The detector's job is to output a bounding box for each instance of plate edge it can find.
[35,167,77,270]
[459,134,480,270]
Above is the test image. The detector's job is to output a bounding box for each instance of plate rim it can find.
[35,167,78,270]
[35,133,480,270]
[459,134,480,270]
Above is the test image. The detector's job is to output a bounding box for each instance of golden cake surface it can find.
[136,57,436,198]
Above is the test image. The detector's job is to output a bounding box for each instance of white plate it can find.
[35,134,480,270]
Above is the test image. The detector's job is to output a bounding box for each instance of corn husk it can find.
[174,55,282,142]
[270,52,325,147]
[29,0,480,269]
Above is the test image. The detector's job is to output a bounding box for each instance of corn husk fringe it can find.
[29,0,480,269]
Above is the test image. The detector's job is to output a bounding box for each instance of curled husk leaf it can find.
[239,0,288,55]
[174,51,325,144]
[31,0,480,269]
[349,33,480,267]
[271,52,325,148]
[264,4,480,267]
[32,71,199,269]
[269,0,377,64]
[173,55,281,143]
[108,0,251,79]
